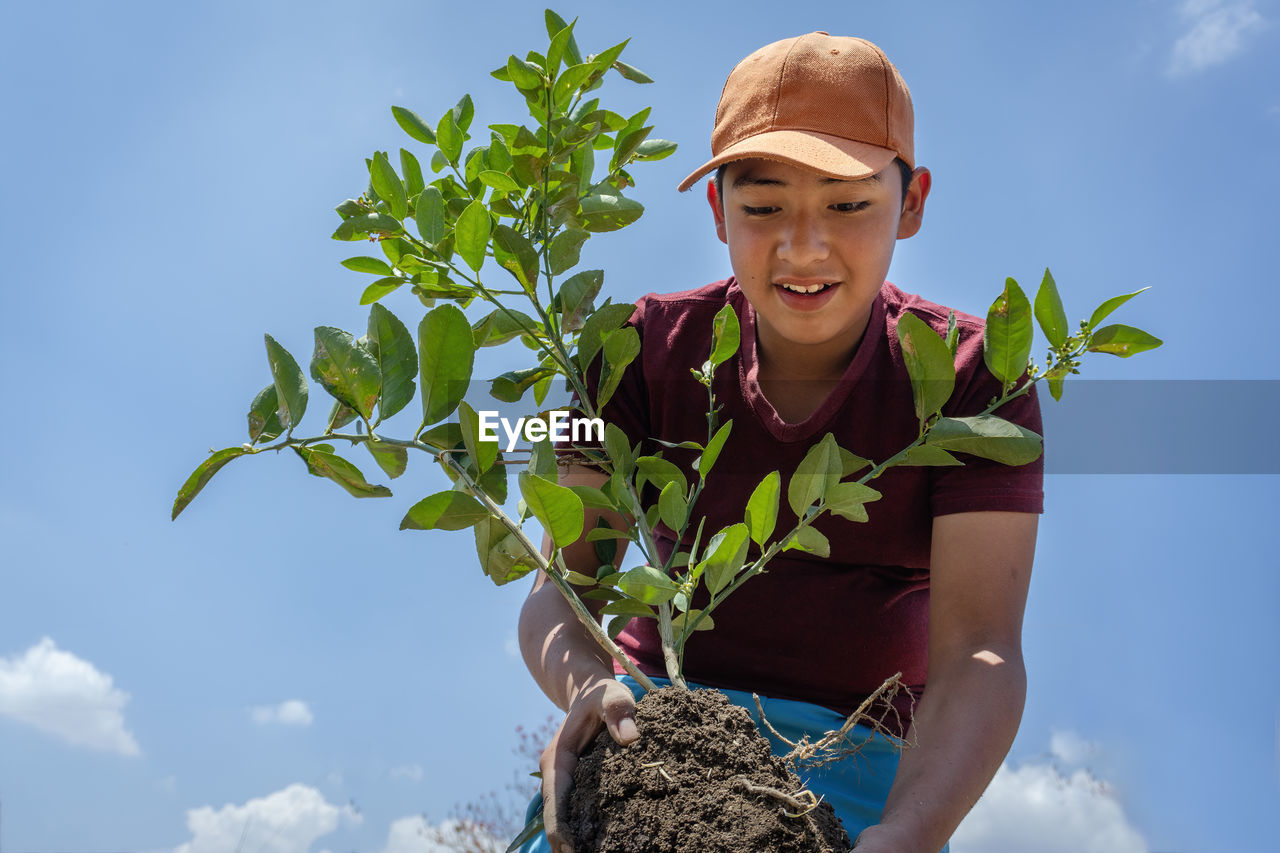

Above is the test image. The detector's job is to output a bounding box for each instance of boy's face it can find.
[709,158,930,371]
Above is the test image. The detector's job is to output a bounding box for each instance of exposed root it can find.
[783,673,916,770]
[732,777,822,817]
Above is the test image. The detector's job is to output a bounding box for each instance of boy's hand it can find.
[540,677,639,853]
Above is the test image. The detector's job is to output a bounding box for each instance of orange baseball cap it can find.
[677,32,915,192]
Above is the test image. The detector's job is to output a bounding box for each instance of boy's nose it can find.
[777,217,829,266]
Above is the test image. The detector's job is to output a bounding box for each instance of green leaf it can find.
[391,105,436,144]
[1087,324,1163,358]
[698,420,732,480]
[1033,268,1069,349]
[459,401,498,473]
[597,325,640,408]
[785,526,830,558]
[670,610,714,634]
[983,277,1033,387]
[593,39,630,73]
[472,308,541,347]
[264,334,308,432]
[247,384,283,444]
[610,124,652,172]
[478,170,520,193]
[580,192,644,232]
[327,400,358,431]
[473,515,537,586]
[602,597,659,618]
[558,269,603,332]
[414,186,447,245]
[633,138,678,161]
[544,9,583,66]
[839,448,871,477]
[896,312,956,422]
[576,301,636,372]
[451,94,475,133]
[709,303,740,367]
[418,304,474,425]
[569,484,612,510]
[437,109,463,165]
[618,565,679,605]
[636,455,687,496]
[366,303,417,419]
[365,440,408,480]
[342,256,394,276]
[787,433,841,517]
[400,490,489,530]
[335,212,402,240]
[553,62,596,104]
[171,447,248,520]
[310,327,381,420]
[898,445,964,467]
[604,423,634,477]
[359,277,403,305]
[519,471,584,549]
[419,422,463,450]
[944,310,959,358]
[926,415,1043,465]
[491,225,540,289]
[400,149,425,198]
[455,200,490,272]
[613,60,653,84]
[528,434,558,481]
[296,445,392,498]
[549,229,589,275]
[697,524,750,595]
[489,365,554,403]
[824,481,882,523]
[546,22,574,76]
[507,54,544,91]
[744,471,780,547]
[657,482,687,532]
[370,151,408,221]
[1087,287,1150,332]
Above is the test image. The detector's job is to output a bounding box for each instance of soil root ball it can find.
[567,686,851,852]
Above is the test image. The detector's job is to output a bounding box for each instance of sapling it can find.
[172,9,1163,850]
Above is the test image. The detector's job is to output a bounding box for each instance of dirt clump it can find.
[567,686,850,852]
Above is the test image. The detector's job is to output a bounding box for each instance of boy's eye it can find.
[742,205,777,216]
[831,201,870,213]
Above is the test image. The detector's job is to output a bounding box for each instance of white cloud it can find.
[174,784,360,853]
[390,763,425,782]
[1169,0,1266,76]
[0,637,140,756]
[1049,729,1099,766]
[952,733,1148,853]
[250,699,314,726]
[380,816,504,853]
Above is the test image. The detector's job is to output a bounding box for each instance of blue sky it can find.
[0,1,1276,852]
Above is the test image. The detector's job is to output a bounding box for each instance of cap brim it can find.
[676,130,899,192]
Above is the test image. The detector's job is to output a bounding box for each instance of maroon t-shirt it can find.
[575,278,1043,732]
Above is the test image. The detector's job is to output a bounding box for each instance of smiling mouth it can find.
[777,282,836,294]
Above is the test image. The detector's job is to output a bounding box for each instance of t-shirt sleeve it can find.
[928,325,1045,517]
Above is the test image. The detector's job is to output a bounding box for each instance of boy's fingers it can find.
[600,682,639,744]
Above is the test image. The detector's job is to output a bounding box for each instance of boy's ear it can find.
[897,166,931,240]
[707,179,729,244]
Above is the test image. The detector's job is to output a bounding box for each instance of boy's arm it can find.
[854,510,1038,853]
[518,463,639,853]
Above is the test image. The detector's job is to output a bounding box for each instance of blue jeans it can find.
[518,675,949,852]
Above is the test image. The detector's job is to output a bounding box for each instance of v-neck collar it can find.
[731,279,888,445]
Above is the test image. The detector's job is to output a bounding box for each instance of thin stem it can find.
[438,451,657,692]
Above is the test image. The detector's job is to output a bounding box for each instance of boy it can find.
[519,32,1042,852]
